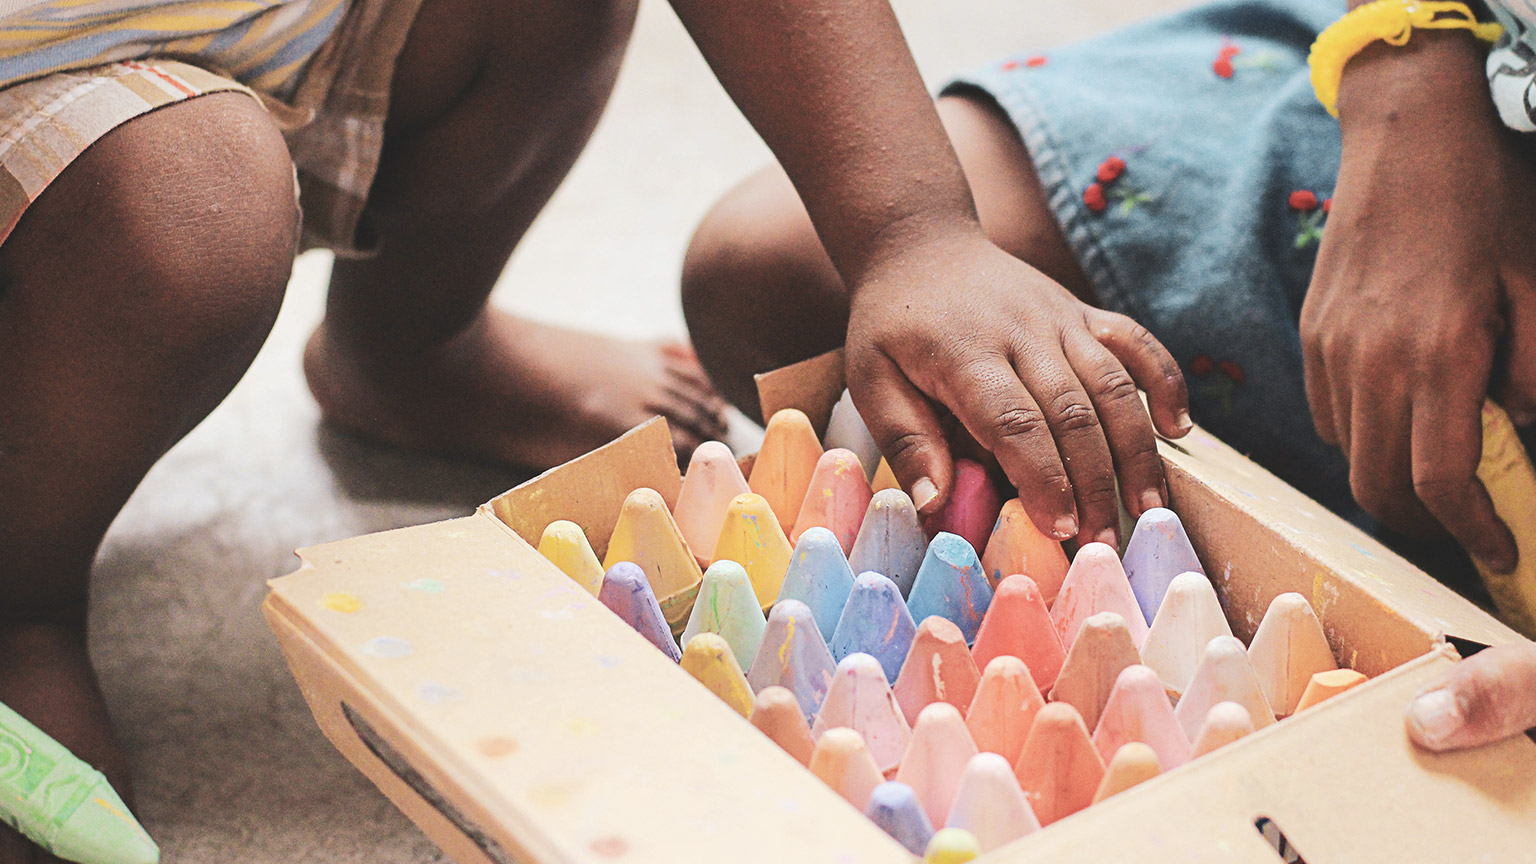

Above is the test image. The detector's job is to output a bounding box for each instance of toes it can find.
[653,387,730,443]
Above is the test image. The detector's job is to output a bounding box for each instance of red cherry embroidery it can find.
[1288,190,1319,211]
[1213,57,1234,79]
[1218,360,1245,384]
[1025,55,1049,67]
[1322,197,1332,213]
[1001,59,1020,70]
[1096,156,1126,183]
[1191,354,1215,376]
[1084,182,1107,213]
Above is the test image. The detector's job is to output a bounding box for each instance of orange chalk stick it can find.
[674,441,751,567]
[713,492,794,611]
[871,457,902,494]
[603,487,703,633]
[1051,542,1149,651]
[965,656,1045,768]
[1091,665,1190,770]
[812,653,913,775]
[792,448,874,552]
[1091,742,1162,804]
[1294,668,1368,712]
[1174,635,1276,740]
[971,574,1065,694]
[680,633,754,717]
[1248,593,1338,717]
[981,499,1069,601]
[1139,572,1233,701]
[1188,701,1256,759]
[749,686,816,766]
[896,703,979,828]
[809,727,885,811]
[536,520,605,596]
[1013,702,1105,826]
[1050,611,1141,731]
[893,616,982,727]
[749,408,824,529]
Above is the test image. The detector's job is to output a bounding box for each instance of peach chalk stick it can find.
[848,489,928,598]
[749,686,816,765]
[981,499,1069,602]
[749,408,824,529]
[824,389,882,482]
[965,656,1045,767]
[536,520,604,596]
[896,703,979,828]
[1248,592,1338,716]
[865,781,935,855]
[923,459,1002,557]
[1013,702,1105,827]
[1050,542,1149,652]
[1188,701,1256,759]
[829,572,917,684]
[945,752,1040,852]
[809,727,885,812]
[680,633,754,717]
[971,574,1065,694]
[924,828,982,864]
[871,457,902,494]
[892,616,981,727]
[909,532,994,645]
[1091,665,1191,770]
[674,441,750,566]
[812,653,912,774]
[746,599,837,720]
[1174,635,1276,740]
[777,526,857,641]
[603,487,704,633]
[1122,507,1205,625]
[713,492,793,611]
[1294,668,1368,712]
[1050,611,1141,731]
[681,560,766,671]
[1139,572,1233,700]
[1092,742,1163,804]
[597,562,681,662]
[792,448,874,552]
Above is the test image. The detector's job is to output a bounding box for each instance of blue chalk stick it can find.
[777,527,857,640]
[829,571,917,683]
[907,532,993,645]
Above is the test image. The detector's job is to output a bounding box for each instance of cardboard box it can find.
[264,351,1536,863]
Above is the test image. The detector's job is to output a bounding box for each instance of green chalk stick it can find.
[0,700,158,864]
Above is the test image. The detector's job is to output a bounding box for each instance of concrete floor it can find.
[94,0,1187,859]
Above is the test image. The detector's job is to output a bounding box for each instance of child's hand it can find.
[1301,32,1530,570]
[1406,641,1536,751]
[844,229,1191,547]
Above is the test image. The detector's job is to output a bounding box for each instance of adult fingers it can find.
[1410,381,1517,572]
[1085,309,1191,440]
[1406,642,1536,751]
[1347,380,1434,534]
[848,349,954,515]
[1064,330,1168,517]
[1302,328,1341,448]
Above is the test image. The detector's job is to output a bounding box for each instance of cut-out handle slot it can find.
[1256,816,1308,864]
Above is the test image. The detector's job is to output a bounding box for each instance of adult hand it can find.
[1406,642,1536,750]
[844,228,1191,547]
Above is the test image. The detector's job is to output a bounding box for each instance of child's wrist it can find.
[1335,28,1491,133]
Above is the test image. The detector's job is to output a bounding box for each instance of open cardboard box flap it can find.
[265,350,1536,864]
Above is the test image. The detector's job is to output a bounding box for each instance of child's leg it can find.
[680,95,1090,419]
[304,0,728,469]
[0,92,299,858]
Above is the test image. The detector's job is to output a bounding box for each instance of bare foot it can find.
[304,309,730,470]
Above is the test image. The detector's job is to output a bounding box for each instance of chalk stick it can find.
[749,408,824,529]
[892,616,981,727]
[746,599,837,720]
[812,653,912,774]
[971,574,1064,693]
[682,560,767,671]
[1294,668,1368,712]
[1013,702,1105,826]
[922,459,1002,558]
[924,828,982,864]
[1174,635,1276,740]
[981,498,1069,602]
[895,703,979,828]
[1139,572,1233,701]
[674,441,751,566]
[871,457,902,494]
[829,572,917,684]
[602,487,703,632]
[1188,700,1256,759]
[598,561,682,662]
[1122,507,1205,625]
[944,752,1040,852]
[1091,742,1163,804]
[824,389,883,482]
[1050,611,1141,731]
[0,700,159,864]
[713,492,794,611]
[680,632,755,717]
[909,532,994,645]
[749,686,816,765]
[777,526,857,641]
[792,448,874,552]
[809,727,885,811]
[1050,542,1148,651]
[864,781,935,855]
[965,656,1045,768]
[848,489,928,598]
[536,520,605,596]
[1248,593,1338,717]
[1091,665,1190,770]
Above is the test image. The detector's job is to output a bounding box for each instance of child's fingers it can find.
[848,350,954,514]
[1064,330,1167,517]
[1346,382,1433,534]
[1410,380,1517,573]
[1302,331,1341,448]
[1086,309,1191,439]
[1406,642,1536,751]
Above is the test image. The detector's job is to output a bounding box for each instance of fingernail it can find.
[1511,410,1536,427]
[1140,488,1164,513]
[1177,410,1193,433]
[1094,528,1118,549]
[912,477,939,511]
[1053,515,1078,540]
[1407,688,1463,747]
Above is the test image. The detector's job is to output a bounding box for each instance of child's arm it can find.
[667,0,1190,545]
[1300,19,1530,570]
